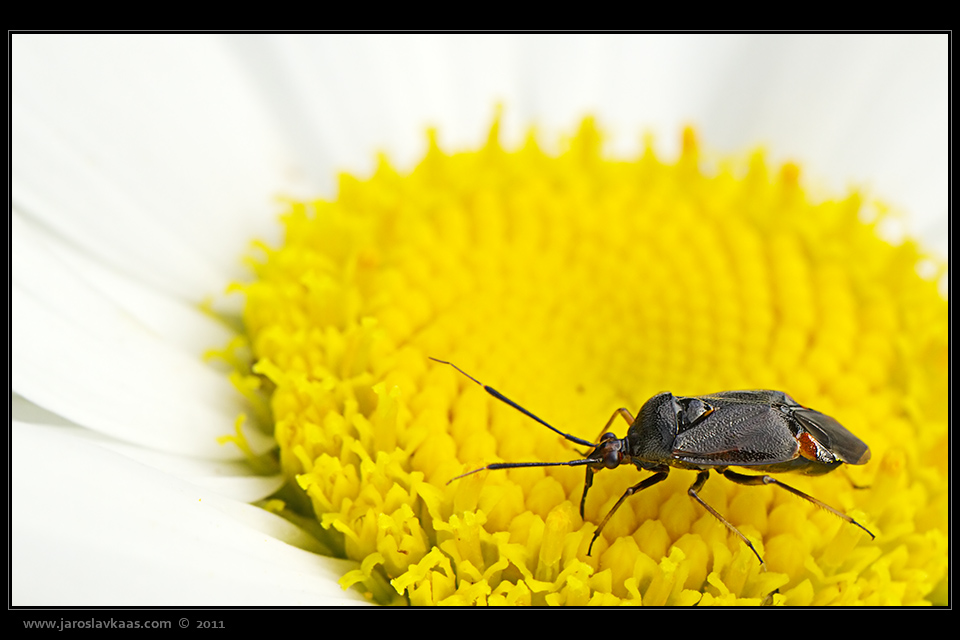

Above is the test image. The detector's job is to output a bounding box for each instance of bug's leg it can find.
[722,469,875,539]
[587,469,668,556]
[689,470,765,567]
[590,408,635,446]
[580,408,636,518]
[580,467,595,520]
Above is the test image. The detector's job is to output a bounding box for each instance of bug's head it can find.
[580,432,629,520]
[589,432,626,471]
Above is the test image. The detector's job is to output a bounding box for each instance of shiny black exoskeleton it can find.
[434,359,874,566]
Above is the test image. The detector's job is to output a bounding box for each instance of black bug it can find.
[432,358,875,566]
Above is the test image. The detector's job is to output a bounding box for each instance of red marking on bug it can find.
[797,431,822,461]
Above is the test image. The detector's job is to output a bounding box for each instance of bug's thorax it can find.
[624,392,684,466]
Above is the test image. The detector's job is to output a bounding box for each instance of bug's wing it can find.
[672,401,800,466]
[698,390,798,406]
[793,409,871,465]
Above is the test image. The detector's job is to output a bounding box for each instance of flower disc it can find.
[234,118,947,605]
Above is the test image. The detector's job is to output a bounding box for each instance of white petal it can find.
[222,34,946,259]
[14,394,283,502]
[12,33,294,299]
[12,422,369,606]
[13,211,272,459]
[12,34,947,608]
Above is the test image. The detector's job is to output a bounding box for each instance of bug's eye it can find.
[677,398,714,429]
[602,447,621,469]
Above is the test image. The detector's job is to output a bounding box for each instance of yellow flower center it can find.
[230,116,947,605]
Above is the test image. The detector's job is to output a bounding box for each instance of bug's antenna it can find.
[430,357,598,448]
[446,458,600,486]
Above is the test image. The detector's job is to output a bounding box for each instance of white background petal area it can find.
[11,34,947,606]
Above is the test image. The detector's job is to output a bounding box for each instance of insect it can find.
[432,358,875,566]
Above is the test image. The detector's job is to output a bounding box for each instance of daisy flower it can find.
[12,34,947,606]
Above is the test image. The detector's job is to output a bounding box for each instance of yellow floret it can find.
[231,115,947,605]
